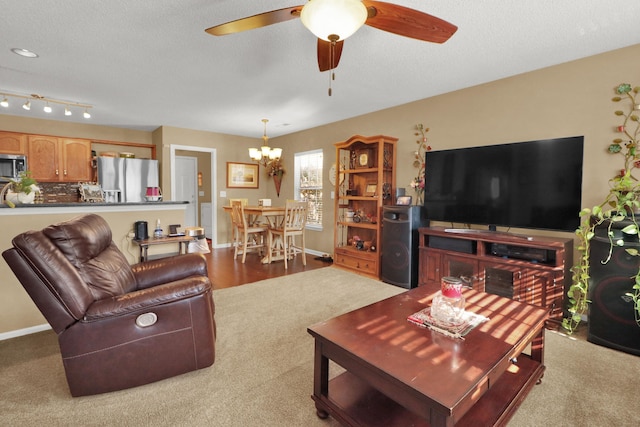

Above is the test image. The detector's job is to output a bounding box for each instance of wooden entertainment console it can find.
[419,227,573,323]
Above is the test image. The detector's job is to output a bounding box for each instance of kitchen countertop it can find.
[0,201,189,214]
[1,201,188,208]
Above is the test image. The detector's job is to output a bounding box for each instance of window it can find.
[294,149,323,229]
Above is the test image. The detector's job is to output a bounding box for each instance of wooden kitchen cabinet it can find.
[27,136,92,182]
[0,131,27,155]
[418,227,572,324]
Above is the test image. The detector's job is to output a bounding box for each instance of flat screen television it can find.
[423,136,584,232]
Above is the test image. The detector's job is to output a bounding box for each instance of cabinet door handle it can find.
[64,169,67,175]
[55,169,59,175]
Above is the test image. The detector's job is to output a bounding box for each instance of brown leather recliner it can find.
[2,214,216,397]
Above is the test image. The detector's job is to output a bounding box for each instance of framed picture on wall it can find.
[226,162,259,189]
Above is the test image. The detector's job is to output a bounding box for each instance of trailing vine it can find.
[563,83,640,333]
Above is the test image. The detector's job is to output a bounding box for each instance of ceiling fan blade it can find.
[317,39,344,72]
[362,1,457,43]
[205,6,303,36]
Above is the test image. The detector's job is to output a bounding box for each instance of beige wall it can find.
[273,43,640,250]
[1,43,639,335]
[0,208,186,335]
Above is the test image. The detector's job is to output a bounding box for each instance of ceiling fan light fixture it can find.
[300,0,367,42]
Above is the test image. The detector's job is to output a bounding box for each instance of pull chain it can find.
[328,34,339,96]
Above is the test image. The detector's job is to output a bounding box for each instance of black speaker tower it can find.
[587,221,640,356]
[381,206,428,288]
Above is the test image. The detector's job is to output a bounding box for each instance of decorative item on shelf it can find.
[564,83,640,334]
[2,170,40,207]
[79,182,105,203]
[383,145,393,168]
[355,148,373,168]
[409,123,432,205]
[329,162,345,186]
[382,182,391,200]
[249,119,282,167]
[364,182,377,197]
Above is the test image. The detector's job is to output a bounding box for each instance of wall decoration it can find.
[226,162,259,189]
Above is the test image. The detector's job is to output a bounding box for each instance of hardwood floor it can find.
[203,245,331,290]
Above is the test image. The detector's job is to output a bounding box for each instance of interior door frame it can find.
[174,155,198,228]
[170,145,217,246]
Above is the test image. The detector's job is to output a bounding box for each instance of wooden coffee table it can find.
[307,284,548,426]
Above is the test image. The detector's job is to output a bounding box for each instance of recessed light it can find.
[11,48,39,58]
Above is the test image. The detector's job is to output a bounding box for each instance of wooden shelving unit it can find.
[333,135,397,279]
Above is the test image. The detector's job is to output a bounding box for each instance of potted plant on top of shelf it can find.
[564,83,640,333]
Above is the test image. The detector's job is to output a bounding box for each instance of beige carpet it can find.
[0,267,639,426]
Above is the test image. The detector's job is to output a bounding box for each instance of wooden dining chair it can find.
[268,200,308,269]
[228,198,249,248]
[230,200,268,263]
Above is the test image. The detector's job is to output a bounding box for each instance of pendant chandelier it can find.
[249,119,282,166]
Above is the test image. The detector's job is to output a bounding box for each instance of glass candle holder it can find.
[431,276,465,323]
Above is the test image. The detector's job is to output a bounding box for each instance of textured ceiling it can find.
[1,0,639,138]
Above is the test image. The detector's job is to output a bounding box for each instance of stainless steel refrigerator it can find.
[97,157,159,202]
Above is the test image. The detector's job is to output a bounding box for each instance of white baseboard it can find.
[0,323,51,341]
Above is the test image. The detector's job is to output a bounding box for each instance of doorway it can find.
[175,155,198,227]
[170,145,217,246]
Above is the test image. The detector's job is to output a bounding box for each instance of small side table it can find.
[133,235,196,262]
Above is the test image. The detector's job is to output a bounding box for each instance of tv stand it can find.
[420,227,573,324]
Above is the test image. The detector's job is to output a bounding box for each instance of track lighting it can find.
[0,91,92,119]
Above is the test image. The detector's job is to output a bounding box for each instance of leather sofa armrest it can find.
[84,277,211,321]
[131,253,209,290]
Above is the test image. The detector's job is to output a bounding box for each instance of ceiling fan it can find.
[205,0,457,89]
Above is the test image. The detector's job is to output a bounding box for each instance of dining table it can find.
[223,205,287,264]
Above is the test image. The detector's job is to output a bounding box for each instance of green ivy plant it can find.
[563,83,640,333]
[9,170,38,194]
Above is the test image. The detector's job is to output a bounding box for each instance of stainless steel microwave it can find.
[0,154,27,182]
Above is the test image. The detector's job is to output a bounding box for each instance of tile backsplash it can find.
[38,182,82,203]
